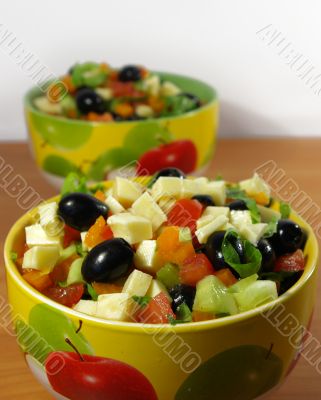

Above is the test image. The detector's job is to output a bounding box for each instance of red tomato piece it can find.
[43,284,84,308]
[134,293,175,324]
[274,249,305,272]
[109,81,144,98]
[63,225,81,248]
[167,198,203,236]
[180,254,215,286]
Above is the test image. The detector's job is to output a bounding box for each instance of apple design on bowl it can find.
[45,339,158,400]
[175,345,283,400]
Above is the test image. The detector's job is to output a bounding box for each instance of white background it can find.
[1,0,321,140]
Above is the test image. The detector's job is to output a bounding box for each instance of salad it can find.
[12,169,307,324]
[34,62,203,122]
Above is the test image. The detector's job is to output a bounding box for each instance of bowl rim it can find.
[4,194,319,333]
[24,71,218,127]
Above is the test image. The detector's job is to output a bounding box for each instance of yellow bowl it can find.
[25,72,218,188]
[4,191,319,400]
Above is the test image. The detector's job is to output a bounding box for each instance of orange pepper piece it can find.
[215,268,238,287]
[92,282,123,295]
[85,216,113,249]
[94,190,106,202]
[148,96,164,113]
[192,311,215,322]
[156,226,195,266]
[23,270,53,292]
[114,102,134,118]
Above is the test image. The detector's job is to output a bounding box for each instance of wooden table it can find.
[0,139,320,399]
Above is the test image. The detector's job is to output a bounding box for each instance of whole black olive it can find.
[149,168,186,187]
[257,238,276,272]
[192,195,215,207]
[118,65,141,82]
[227,200,249,211]
[270,219,303,255]
[76,88,105,115]
[169,284,196,313]
[82,238,134,283]
[58,193,108,231]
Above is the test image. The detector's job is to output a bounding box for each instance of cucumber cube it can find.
[233,280,278,312]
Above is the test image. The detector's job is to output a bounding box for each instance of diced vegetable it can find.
[157,263,180,289]
[180,254,215,286]
[233,280,278,312]
[134,292,175,324]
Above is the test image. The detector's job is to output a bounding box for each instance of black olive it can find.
[192,195,215,207]
[82,238,133,283]
[300,229,308,250]
[227,200,249,211]
[118,65,141,82]
[169,284,196,313]
[58,193,108,231]
[270,219,303,255]
[151,168,186,184]
[177,92,201,108]
[76,88,105,115]
[257,239,276,272]
[204,231,244,276]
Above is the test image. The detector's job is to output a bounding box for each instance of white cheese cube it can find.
[107,213,152,244]
[122,269,153,297]
[144,74,160,96]
[230,210,252,229]
[160,81,181,96]
[134,240,159,273]
[22,245,60,273]
[258,205,281,222]
[147,280,171,302]
[195,215,229,243]
[205,181,226,205]
[25,224,61,247]
[38,202,61,235]
[157,197,176,214]
[131,192,167,231]
[197,206,230,229]
[240,173,271,198]
[95,87,112,100]
[80,231,89,251]
[240,223,268,245]
[113,177,142,207]
[74,300,98,316]
[151,177,183,201]
[96,293,133,321]
[135,104,154,118]
[105,195,125,214]
[181,178,209,198]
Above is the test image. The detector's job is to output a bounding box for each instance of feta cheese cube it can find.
[181,177,209,198]
[134,240,159,273]
[240,173,271,198]
[113,177,142,207]
[135,104,154,118]
[230,210,252,229]
[204,180,226,206]
[147,280,171,302]
[96,293,133,321]
[22,245,60,273]
[74,300,98,316]
[241,223,268,245]
[105,195,125,214]
[80,231,89,251]
[151,177,183,201]
[122,269,153,297]
[25,224,61,247]
[131,192,167,231]
[160,81,181,96]
[107,213,152,244]
[157,197,176,214]
[197,206,230,229]
[144,74,160,96]
[195,215,229,243]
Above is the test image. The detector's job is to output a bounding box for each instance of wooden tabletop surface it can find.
[0,139,320,399]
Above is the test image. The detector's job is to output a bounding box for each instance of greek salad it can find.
[33,62,203,122]
[12,169,307,324]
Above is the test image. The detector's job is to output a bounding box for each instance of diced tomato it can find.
[51,254,79,284]
[63,225,81,248]
[275,249,305,272]
[180,254,215,286]
[134,292,175,324]
[85,216,113,249]
[92,282,123,295]
[192,311,215,322]
[43,284,84,308]
[109,81,144,98]
[156,226,195,266]
[23,270,53,292]
[167,199,203,236]
[215,268,238,287]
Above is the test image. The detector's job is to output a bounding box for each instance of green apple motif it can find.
[16,304,93,364]
[43,155,79,177]
[31,113,92,150]
[87,147,135,180]
[175,345,283,400]
[123,122,173,160]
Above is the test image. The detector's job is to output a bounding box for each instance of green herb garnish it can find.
[280,202,291,219]
[132,295,151,308]
[263,216,278,238]
[10,251,18,262]
[87,283,98,301]
[226,188,261,223]
[61,172,88,197]
[222,231,262,278]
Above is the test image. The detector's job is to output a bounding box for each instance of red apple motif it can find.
[45,340,158,400]
[136,140,197,176]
